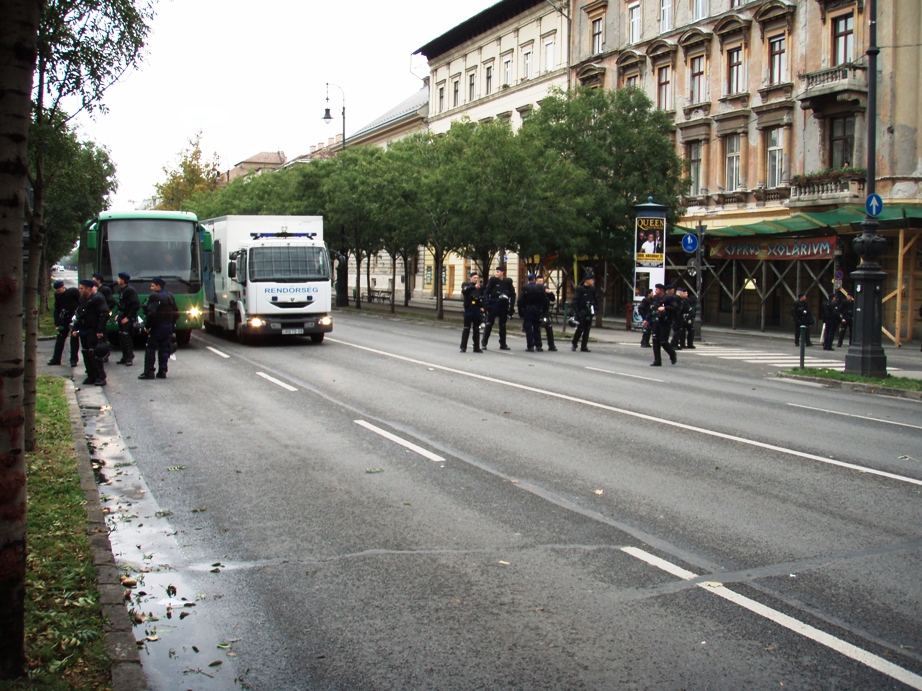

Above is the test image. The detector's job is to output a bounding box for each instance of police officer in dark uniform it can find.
[649,283,678,366]
[837,292,854,347]
[517,273,549,351]
[47,280,81,366]
[481,265,515,351]
[671,286,689,350]
[571,274,598,352]
[682,289,698,349]
[791,293,814,347]
[460,271,484,353]
[821,291,841,350]
[536,275,558,351]
[114,272,140,365]
[72,279,110,385]
[638,288,654,348]
[92,273,116,311]
[138,278,176,380]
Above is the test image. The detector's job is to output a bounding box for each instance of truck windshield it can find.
[249,246,330,282]
[101,219,200,291]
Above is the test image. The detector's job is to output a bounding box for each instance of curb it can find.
[65,379,149,691]
[775,371,922,401]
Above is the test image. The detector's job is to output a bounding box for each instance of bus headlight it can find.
[187,307,202,319]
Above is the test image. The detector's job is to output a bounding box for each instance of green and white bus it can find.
[78,210,210,345]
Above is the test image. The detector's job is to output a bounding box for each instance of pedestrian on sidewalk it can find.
[73,279,109,386]
[821,291,840,350]
[115,272,140,365]
[138,278,177,380]
[837,292,854,347]
[638,288,654,348]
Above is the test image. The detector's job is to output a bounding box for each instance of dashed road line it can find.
[354,420,446,462]
[787,403,922,431]
[585,367,664,383]
[206,346,230,359]
[256,372,298,392]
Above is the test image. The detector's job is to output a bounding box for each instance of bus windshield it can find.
[101,219,200,291]
[248,246,330,282]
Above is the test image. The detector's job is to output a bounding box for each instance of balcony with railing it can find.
[796,63,868,112]
[789,171,866,206]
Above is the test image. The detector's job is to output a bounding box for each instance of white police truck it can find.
[201,215,333,344]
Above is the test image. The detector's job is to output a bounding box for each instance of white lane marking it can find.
[586,367,664,383]
[354,420,446,462]
[621,546,922,690]
[326,337,922,487]
[256,372,298,392]
[787,403,922,431]
[207,346,230,359]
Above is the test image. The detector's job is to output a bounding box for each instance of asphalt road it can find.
[82,311,922,690]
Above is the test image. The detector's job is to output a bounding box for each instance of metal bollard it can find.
[799,324,807,369]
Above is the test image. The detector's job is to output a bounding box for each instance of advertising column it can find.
[633,198,667,302]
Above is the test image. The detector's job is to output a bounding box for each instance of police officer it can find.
[820,291,841,350]
[481,265,515,351]
[460,271,484,353]
[92,273,117,311]
[791,293,814,347]
[48,280,81,366]
[139,278,176,380]
[837,292,854,347]
[72,279,110,385]
[114,272,140,365]
[138,278,176,379]
[638,288,654,348]
[517,273,549,352]
[649,283,678,366]
[536,275,558,351]
[682,288,697,349]
[671,286,690,350]
[571,274,598,352]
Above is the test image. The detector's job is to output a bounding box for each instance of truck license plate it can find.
[282,328,304,335]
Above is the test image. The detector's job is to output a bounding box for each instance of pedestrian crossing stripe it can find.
[682,347,901,372]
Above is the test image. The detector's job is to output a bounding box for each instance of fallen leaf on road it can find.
[592,489,604,495]
[208,660,222,667]
[166,465,186,471]
[498,560,510,565]
[146,635,159,642]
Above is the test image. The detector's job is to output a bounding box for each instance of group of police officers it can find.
[48,273,177,385]
[790,290,855,350]
[461,266,696,365]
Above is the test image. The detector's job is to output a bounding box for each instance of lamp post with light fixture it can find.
[322,82,348,305]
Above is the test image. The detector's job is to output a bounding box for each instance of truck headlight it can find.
[250,317,265,328]
[319,316,332,326]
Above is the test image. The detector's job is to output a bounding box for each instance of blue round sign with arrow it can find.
[681,233,699,253]
[866,193,883,217]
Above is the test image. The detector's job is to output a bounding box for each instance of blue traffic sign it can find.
[866,193,883,217]
[681,233,699,253]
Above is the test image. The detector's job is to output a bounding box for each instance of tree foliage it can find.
[155,132,223,210]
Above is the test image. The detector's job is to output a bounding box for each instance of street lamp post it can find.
[322,82,349,306]
[844,0,887,377]
[694,221,705,342]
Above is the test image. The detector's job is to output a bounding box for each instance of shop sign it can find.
[708,235,836,261]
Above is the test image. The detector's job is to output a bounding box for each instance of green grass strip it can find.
[0,377,111,690]
[785,367,922,392]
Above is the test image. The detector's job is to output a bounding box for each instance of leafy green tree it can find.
[155,132,223,210]
[0,0,40,678]
[522,86,686,313]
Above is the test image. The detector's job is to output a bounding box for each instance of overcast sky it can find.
[71,0,497,210]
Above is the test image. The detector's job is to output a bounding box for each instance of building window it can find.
[544,39,555,72]
[485,66,493,95]
[689,55,705,103]
[453,79,459,107]
[468,73,476,101]
[503,57,512,86]
[833,14,854,65]
[661,0,672,33]
[830,115,855,169]
[693,0,708,21]
[592,18,603,53]
[687,140,702,196]
[768,35,786,85]
[729,0,742,7]
[438,87,444,113]
[657,65,672,110]
[767,128,784,188]
[625,73,639,88]
[725,134,741,191]
[523,48,533,79]
[628,3,641,44]
[727,47,743,94]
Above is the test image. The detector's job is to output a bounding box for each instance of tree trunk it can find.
[365,250,372,307]
[0,0,40,678]
[354,250,362,310]
[434,250,444,320]
[23,176,42,453]
[390,254,396,314]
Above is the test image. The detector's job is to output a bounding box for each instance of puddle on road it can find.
[79,388,245,690]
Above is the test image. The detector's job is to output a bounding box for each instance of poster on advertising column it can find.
[634,215,666,300]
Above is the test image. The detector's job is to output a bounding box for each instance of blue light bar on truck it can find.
[249,232,318,240]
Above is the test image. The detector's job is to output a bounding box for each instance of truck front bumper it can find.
[243,314,333,336]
